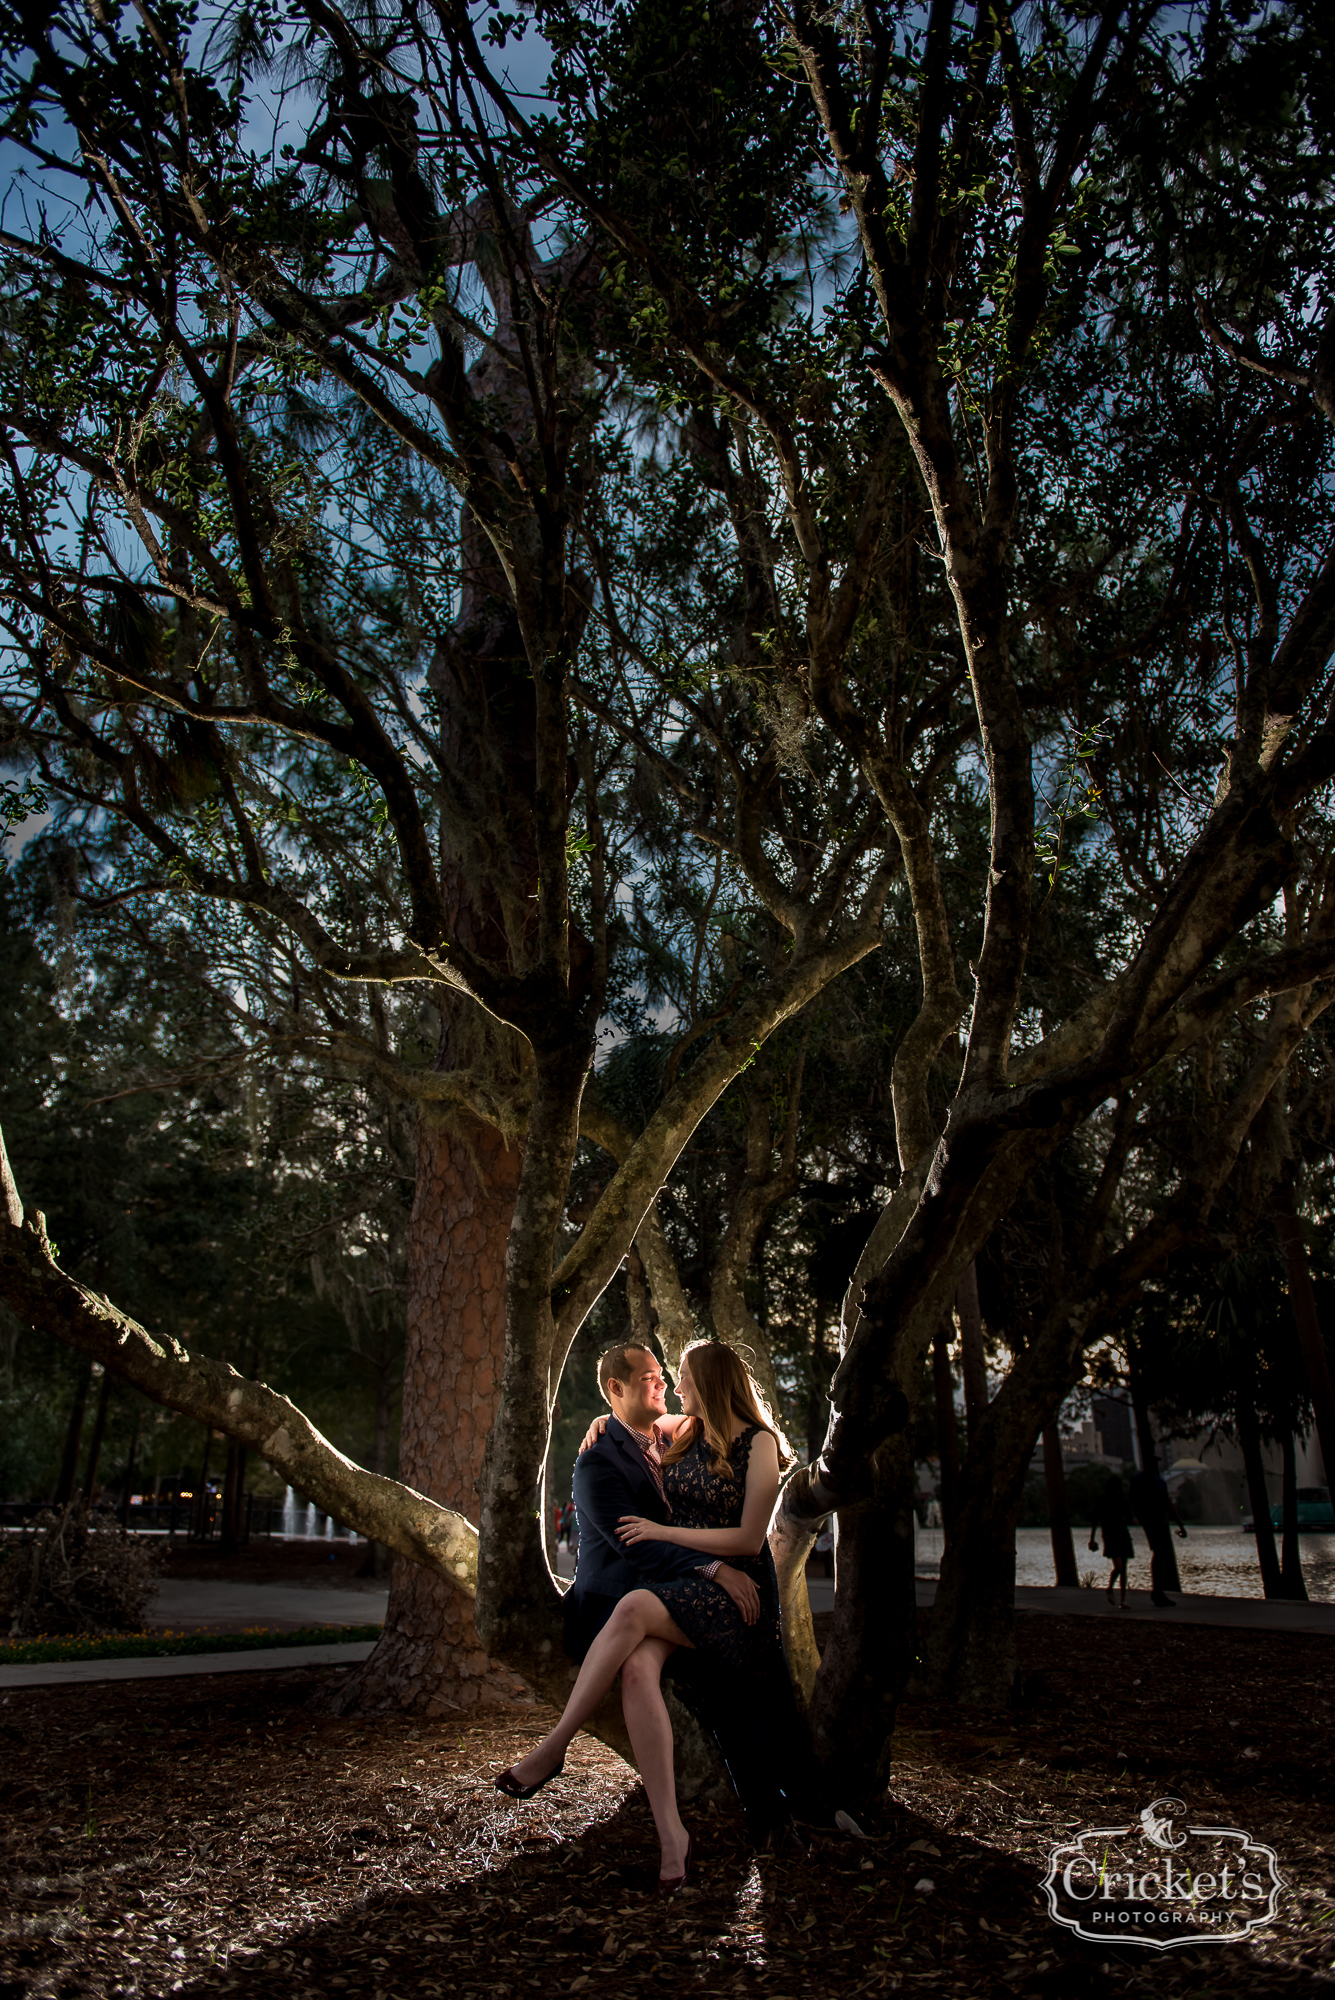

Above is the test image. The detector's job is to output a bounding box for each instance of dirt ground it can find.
[1,1611,1332,2000]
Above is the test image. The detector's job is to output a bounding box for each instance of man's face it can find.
[611,1350,667,1430]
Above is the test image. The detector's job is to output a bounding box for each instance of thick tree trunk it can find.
[53,1359,92,1506]
[1237,1399,1283,1598]
[805,1432,918,1805]
[931,1320,959,1532]
[331,1110,530,1715]
[1270,1175,1335,1487]
[1277,1430,1308,1601]
[1042,1423,1079,1587]
[955,1261,988,1439]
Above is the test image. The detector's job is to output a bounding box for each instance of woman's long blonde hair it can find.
[662,1340,794,1480]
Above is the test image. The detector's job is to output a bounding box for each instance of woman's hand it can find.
[617,1515,666,1546]
[578,1414,609,1454]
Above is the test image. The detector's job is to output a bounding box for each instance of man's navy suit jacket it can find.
[563,1417,703,1660]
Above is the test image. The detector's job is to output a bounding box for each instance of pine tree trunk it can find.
[1042,1423,1079,1587]
[330,1108,531,1716]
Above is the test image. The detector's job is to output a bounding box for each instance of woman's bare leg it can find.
[620,1637,688,1879]
[506,1591,690,1787]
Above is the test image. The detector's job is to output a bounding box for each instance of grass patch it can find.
[0,1624,382,1665]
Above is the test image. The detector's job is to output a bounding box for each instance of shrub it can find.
[0,1504,161,1636]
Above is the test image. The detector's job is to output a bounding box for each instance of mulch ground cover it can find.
[1,1609,1331,2000]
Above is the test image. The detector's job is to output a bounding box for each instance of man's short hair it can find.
[598,1342,655,1405]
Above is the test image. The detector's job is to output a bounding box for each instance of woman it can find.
[495,1341,794,1889]
[1089,1472,1135,1606]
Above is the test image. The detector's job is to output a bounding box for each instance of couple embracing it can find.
[495,1339,814,1890]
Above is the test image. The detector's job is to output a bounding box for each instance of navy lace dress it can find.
[644,1424,784,1674]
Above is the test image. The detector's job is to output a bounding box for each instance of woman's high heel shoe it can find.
[494,1755,565,1800]
[656,1832,693,1896]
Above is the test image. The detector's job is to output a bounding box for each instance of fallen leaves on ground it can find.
[0,1611,1331,1999]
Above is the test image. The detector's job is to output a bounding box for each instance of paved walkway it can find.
[6,1570,1332,1693]
[0,1641,377,1690]
[147,1580,389,1632]
[914,1577,1335,1637]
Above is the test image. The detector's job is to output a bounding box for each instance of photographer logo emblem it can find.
[1041,1796,1282,1949]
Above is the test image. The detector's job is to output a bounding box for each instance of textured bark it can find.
[1041,1423,1079,1588]
[334,1110,530,1716]
[805,1433,918,1802]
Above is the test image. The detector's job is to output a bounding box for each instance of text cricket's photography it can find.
[1042,1796,1285,1950]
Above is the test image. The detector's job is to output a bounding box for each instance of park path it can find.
[4,1569,1333,1690]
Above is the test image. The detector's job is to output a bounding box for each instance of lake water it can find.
[913,1524,1335,1603]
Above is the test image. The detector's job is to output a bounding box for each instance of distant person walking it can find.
[1089,1475,1135,1606]
[1129,1467,1188,1607]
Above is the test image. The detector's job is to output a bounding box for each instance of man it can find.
[565,1342,804,1845]
[1129,1465,1188,1607]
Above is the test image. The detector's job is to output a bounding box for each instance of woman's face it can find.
[675,1361,702,1418]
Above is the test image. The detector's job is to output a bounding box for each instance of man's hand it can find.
[578,1415,609,1454]
[1177,1525,1188,1539]
[714,1564,760,1625]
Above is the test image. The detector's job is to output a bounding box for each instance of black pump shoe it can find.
[494,1756,565,1800]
